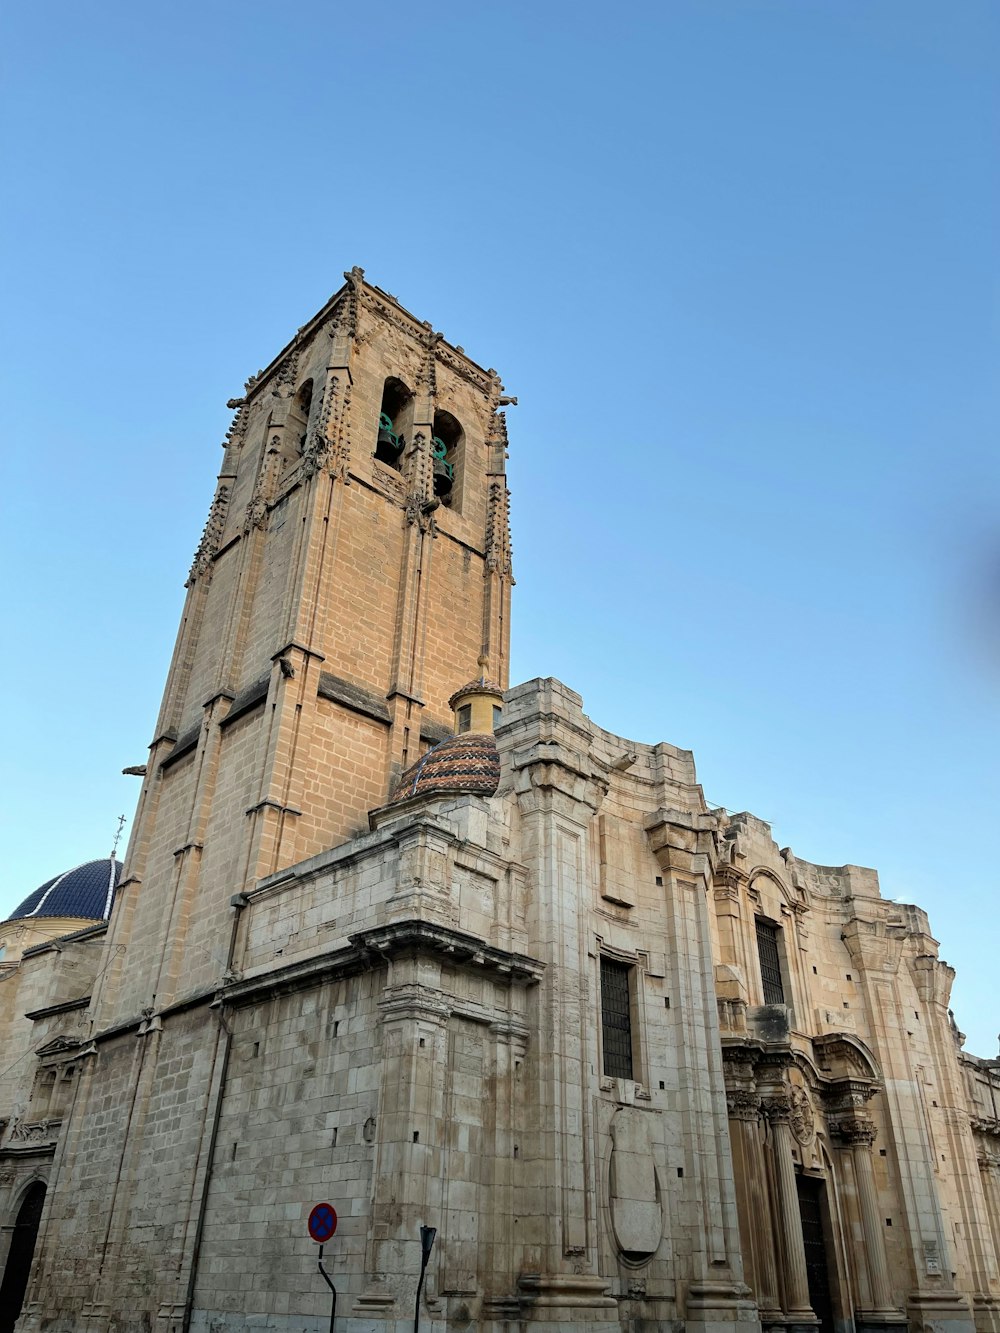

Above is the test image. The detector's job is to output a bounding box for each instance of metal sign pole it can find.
[414,1226,437,1333]
[317,1243,337,1333]
[308,1204,339,1333]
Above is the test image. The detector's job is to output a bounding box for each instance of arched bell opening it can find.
[431,409,463,507]
[284,379,314,465]
[376,377,413,471]
[0,1180,46,1333]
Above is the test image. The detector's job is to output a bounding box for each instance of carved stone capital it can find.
[726,1089,761,1122]
[761,1093,793,1125]
[832,1117,878,1149]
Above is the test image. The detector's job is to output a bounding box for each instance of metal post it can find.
[414,1225,437,1333]
[317,1243,337,1333]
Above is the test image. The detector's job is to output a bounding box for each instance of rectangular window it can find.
[756,918,785,1005]
[600,957,634,1079]
[457,704,472,733]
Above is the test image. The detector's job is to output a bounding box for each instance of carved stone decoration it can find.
[272,344,300,398]
[417,330,442,398]
[404,431,434,531]
[485,477,513,580]
[186,483,231,587]
[726,1089,762,1122]
[243,437,281,533]
[832,1117,878,1149]
[761,1093,792,1126]
[9,1117,54,1144]
[608,1107,663,1262]
[789,1084,816,1146]
[404,492,433,535]
[338,266,364,340]
[329,378,352,482]
[222,400,250,453]
[301,371,351,482]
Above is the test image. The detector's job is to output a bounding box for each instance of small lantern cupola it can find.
[448,658,504,735]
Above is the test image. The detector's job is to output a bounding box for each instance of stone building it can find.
[3,271,999,1333]
[0,858,119,1332]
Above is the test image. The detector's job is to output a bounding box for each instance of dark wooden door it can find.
[797,1173,835,1333]
[0,1182,46,1333]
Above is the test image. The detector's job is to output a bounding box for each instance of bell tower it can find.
[100,268,514,1025]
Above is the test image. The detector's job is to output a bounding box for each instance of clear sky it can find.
[2,2,997,1052]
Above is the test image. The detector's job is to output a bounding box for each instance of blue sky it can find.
[2,2,998,1052]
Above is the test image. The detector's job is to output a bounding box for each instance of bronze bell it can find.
[433,459,453,498]
[375,412,403,464]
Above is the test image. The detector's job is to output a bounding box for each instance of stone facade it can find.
[2,274,998,1333]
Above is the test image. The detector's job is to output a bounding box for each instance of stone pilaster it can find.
[831,1117,904,1331]
[511,702,618,1327]
[842,919,975,1333]
[724,1068,781,1321]
[761,1094,816,1328]
[646,808,759,1333]
[481,387,513,685]
[356,971,452,1323]
[978,1149,1000,1282]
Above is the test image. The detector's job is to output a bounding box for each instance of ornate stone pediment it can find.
[35,1035,83,1059]
[812,1031,881,1084]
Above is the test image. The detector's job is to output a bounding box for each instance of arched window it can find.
[375,377,414,471]
[284,379,313,464]
[431,409,463,506]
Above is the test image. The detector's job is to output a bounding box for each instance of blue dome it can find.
[8,857,121,923]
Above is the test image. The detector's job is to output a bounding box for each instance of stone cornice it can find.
[511,740,609,815]
[352,920,544,984]
[24,996,91,1022]
[645,807,719,877]
[221,919,543,1009]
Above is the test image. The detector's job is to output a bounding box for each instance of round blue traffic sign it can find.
[308,1202,338,1243]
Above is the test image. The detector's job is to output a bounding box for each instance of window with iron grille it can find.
[755,918,786,1006]
[600,957,634,1080]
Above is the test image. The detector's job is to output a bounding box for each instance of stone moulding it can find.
[158,723,201,771]
[221,917,544,1009]
[353,919,543,984]
[23,997,91,1022]
[316,670,392,724]
[218,675,270,729]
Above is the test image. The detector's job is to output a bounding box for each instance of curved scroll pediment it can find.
[811,1031,881,1085]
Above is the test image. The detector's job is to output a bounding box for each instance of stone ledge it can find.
[223,918,544,1008]
[317,671,392,725]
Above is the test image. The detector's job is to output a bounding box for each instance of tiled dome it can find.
[7,857,121,924]
[389,733,501,805]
